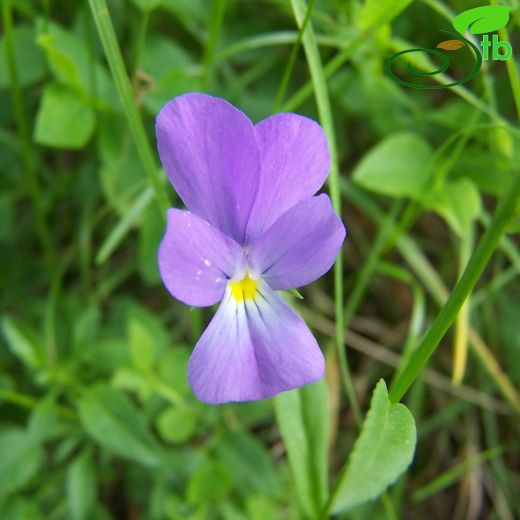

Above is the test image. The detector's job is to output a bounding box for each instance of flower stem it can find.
[88,0,170,216]
[389,167,520,403]
[2,0,53,261]
[290,0,360,424]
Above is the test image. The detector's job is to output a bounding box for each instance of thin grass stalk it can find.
[290,0,360,424]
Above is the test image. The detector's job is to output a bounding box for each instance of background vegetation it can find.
[1,0,520,518]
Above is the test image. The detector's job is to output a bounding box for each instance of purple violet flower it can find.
[156,93,346,404]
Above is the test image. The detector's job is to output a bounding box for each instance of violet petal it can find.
[158,208,245,307]
[248,194,346,290]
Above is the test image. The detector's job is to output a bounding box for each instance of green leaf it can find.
[29,395,66,442]
[421,178,482,235]
[112,367,152,401]
[353,133,433,198]
[330,380,416,514]
[36,22,118,109]
[357,0,414,31]
[0,427,44,498]
[274,379,329,518]
[34,83,95,149]
[453,5,511,35]
[128,315,156,371]
[156,406,197,444]
[96,114,146,215]
[138,204,163,284]
[187,459,232,505]
[67,449,97,520]
[130,0,162,11]
[78,384,164,467]
[1,315,44,369]
[216,430,280,497]
[0,25,46,87]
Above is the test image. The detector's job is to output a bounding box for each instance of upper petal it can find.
[187,281,325,404]
[156,93,260,244]
[158,208,246,307]
[245,113,330,242]
[248,194,346,290]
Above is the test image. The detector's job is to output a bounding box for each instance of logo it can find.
[385,6,513,89]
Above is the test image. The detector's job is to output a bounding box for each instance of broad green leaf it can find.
[34,83,95,149]
[216,430,280,497]
[96,115,146,215]
[0,427,44,498]
[358,0,414,31]
[128,315,156,371]
[0,497,44,519]
[36,22,118,110]
[73,306,101,351]
[187,459,232,505]
[156,406,197,444]
[353,133,433,198]
[274,379,329,518]
[0,25,46,87]
[130,0,162,11]
[330,380,416,513]
[246,496,282,520]
[421,178,481,235]
[158,348,191,396]
[1,316,44,369]
[112,367,152,401]
[67,449,97,520]
[142,67,200,116]
[29,395,65,442]
[78,384,164,467]
[81,337,129,374]
[140,35,193,75]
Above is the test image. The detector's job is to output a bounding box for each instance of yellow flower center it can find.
[229,273,258,301]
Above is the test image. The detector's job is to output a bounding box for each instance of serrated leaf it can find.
[330,380,416,513]
[353,133,433,198]
[274,379,328,518]
[78,384,163,467]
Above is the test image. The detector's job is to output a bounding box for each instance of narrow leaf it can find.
[78,384,163,467]
[274,379,329,518]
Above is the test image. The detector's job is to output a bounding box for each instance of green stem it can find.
[3,0,53,260]
[201,0,227,89]
[88,0,170,216]
[273,0,315,111]
[389,168,520,403]
[290,0,360,424]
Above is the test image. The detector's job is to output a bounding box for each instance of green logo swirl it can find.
[384,34,482,90]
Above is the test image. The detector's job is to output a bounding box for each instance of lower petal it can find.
[187,281,325,404]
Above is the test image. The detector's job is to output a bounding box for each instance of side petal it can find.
[248,194,346,290]
[156,93,260,244]
[188,282,325,404]
[158,209,246,307]
[245,113,330,241]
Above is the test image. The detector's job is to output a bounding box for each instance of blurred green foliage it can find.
[2,0,520,519]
